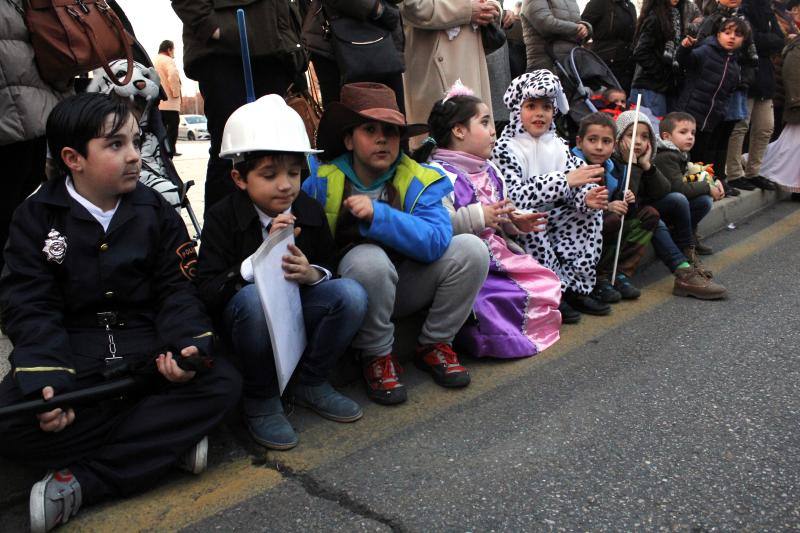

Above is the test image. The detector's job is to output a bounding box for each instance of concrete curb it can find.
[0,187,791,510]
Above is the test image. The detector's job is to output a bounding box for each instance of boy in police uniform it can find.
[0,93,241,533]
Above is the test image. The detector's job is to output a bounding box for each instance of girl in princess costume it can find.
[413,81,562,358]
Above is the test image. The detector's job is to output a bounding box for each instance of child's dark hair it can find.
[233,151,307,179]
[660,111,696,135]
[577,112,617,138]
[46,92,134,176]
[788,0,800,10]
[718,16,751,41]
[411,95,483,163]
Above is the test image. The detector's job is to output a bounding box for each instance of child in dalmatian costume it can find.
[491,70,611,323]
[86,60,181,209]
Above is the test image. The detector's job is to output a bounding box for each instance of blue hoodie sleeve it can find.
[361,178,453,264]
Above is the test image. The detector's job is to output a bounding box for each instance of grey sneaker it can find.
[292,382,363,423]
[244,396,298,450]
[29,469,82,533]
[178,436,208,475]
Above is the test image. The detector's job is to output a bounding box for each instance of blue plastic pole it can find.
[236,9,256,104]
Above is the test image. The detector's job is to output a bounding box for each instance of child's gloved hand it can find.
[607,199,629,216]
[37,386,75,432]
[585,186,609,210]
[282,243,323,285]
[156,347,197,383]
[343,195,375,224]
[509,210,548,233]
[482,199,515,230]
[566,164,604,188]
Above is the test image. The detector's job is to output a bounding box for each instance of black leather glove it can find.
[373,1,400,30]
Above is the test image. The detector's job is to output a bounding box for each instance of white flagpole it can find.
[610,93,642,282]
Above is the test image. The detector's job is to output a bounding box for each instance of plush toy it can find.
[684,161,717,186]
[86,60,181,208]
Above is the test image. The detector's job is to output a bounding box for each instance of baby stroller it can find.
[85,41,202,241]
[548,45,622,139]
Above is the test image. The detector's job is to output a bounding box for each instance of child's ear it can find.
[452,123,466,141]
[60,147,84,173]
[230,169,248,191]
[343,132,354,151]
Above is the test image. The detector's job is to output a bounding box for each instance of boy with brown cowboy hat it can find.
[303,82,489,405]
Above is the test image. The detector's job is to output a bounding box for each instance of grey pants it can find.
[726,97,775,180]
[337,234,489,358]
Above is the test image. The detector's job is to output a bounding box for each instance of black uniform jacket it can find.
[197,189,338,320]
[0,178,214,397]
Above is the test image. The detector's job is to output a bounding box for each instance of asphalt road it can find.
[0,202,798,532]
[184,202,800,532]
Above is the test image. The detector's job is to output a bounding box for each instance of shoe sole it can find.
[561,314,581,324]
[245,419,299,451]
[29,475,49,533]
[366,387,408,405]
[570,306,612,316]
[414,360,471,388]
[292,397,364,423]
[185,436,208,475]
[672,287,728,300]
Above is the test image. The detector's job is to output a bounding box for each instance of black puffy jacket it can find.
[741,0,786,99]
[675,37,742,131]
[631,10,684,93]
[582,0,637,88]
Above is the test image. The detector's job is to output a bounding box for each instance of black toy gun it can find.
[0,350,213,419]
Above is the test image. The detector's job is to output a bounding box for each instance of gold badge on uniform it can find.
[42,229,68,264]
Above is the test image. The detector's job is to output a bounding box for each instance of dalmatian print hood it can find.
[493,70,574,178]
[500,70,570,139]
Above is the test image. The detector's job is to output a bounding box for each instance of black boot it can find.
[558,300,581,324]
[564,289,612,316]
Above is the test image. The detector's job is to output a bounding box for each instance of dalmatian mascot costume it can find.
[491,70,603,299]
[86,59,182,209]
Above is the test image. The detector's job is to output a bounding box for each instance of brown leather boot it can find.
[683,245,713,278]
[673,266,728,299]
[693,232,713,255]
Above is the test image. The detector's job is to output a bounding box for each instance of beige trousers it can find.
[726,97,775,179]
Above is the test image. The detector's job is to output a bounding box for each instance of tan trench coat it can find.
[400,0,499,136]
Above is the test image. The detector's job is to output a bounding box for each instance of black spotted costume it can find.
[491,71,603,295]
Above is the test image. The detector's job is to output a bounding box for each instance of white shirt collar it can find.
[65,176,121,232]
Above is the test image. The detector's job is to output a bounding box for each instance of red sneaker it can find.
[362,354,407,405]
[414,343,470,388]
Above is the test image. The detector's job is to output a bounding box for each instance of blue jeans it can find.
[223,280,367,399]
[650,193,713,271]
[629,88,668,118]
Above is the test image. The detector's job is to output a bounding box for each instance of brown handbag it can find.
[284,80,324,148]
[24,0,134,87]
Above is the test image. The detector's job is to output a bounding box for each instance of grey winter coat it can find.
[520,0,592,72]
[0,0,71,145]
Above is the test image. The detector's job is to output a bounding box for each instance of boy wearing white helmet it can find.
[196,95,368,451]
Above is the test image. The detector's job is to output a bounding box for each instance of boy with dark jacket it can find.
[675,17,748,158]
[0,93,241,533]
[654,112,725,253]
[197,95,367,451]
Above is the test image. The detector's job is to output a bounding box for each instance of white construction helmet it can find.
[220,94,322,163]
